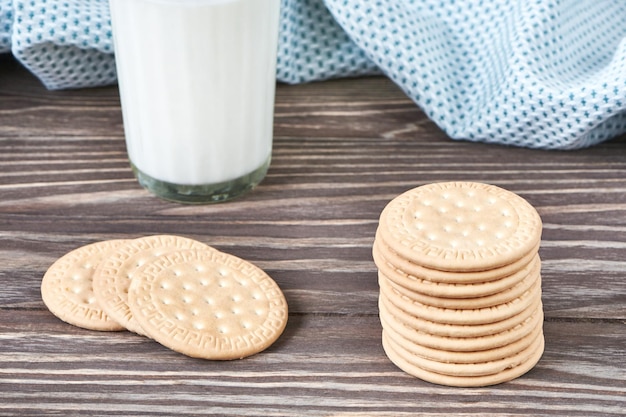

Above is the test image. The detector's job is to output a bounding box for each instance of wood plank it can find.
[0,312,624,416]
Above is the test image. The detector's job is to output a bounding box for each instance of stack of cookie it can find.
[373,182,544,387]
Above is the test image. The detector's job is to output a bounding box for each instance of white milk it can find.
[109,0,280,186]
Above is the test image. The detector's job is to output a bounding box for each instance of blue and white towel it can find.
[2,0,626,149]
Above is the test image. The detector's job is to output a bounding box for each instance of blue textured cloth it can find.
[2,0,626,149]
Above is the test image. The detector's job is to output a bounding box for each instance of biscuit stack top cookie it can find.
[373,182,544,387]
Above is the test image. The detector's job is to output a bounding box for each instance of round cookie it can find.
[382,331,544,387]
[379,272,542,325]
[381,257,540,309]
[379,293,544,351]
[382,315,543,365]
[41,239,130,331]
[374,231,540,285]
[128,248,288,360]
[379,289,543,339]
[377,182,543,272]
[383,327,543,377]
[93,235,212,334]
[373,238,540,296]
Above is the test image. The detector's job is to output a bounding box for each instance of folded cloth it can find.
[0,0,10,53]
[7,1,118,88]
[2,0,626,149]
[325,0,626,149]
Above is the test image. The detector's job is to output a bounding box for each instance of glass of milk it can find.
[109,0,281,203]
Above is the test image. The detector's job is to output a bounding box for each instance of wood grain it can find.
[1,53,625,416]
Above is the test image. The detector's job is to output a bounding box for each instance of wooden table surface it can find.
[1,53,625,416]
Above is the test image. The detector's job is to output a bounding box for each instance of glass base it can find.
[131,156,270,204]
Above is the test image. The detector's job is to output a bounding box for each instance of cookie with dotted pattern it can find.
[373,230,540,285]
[377,182,543,272]
[378,292,544,351]
[92,235,212,335]
[127,248,288,360]
[382,313,544,366]
[380,257,540,309]
[382,330,544,387]
[41,239,130,331]
[383,325,543,377]
[379,287,543,340]
[374,238,541,300]
[378,271,542,325]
